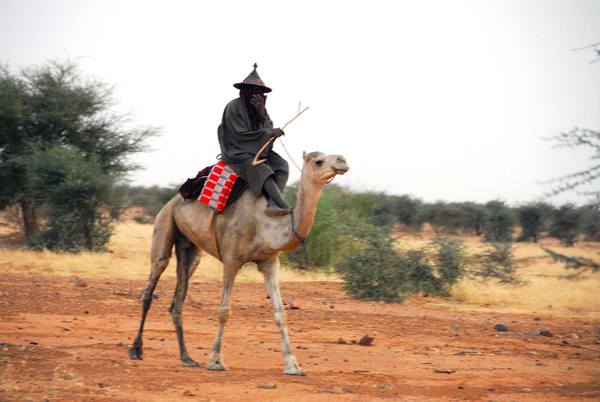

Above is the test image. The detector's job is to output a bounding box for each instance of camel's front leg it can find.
[207,267,238,371]
[259,258,306,376]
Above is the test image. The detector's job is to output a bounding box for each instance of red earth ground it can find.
[1,272,599,401]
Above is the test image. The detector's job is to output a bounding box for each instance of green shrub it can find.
[334,224,409,302]
[472,242,520,283]
[334,224,468,302]
[429,237,467,287]
[281,184,347,269]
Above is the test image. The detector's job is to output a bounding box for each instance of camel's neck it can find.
[290,178,324,242]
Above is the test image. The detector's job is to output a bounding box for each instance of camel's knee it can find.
[274,310,287,327]
[138,272,161,301]
[151,254,170,276]
[188,254,201,276]
[169,301,183,322]
[218,308,231,325]
[141,293,154,311]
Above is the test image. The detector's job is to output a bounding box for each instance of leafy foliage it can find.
[372,194,424,230]
[428,237,467,287]
[0,60,158,249]
[472,242,520,284]
[483,200,515,242]
[545,127,600,198]
[281,184,348,269]
[334,224,410,302]
[548,203,583,247]
[421,201,488,237]
[421,201,462,236]
[119,184,179,222]
[542,247,600,277]
[347,191,384,223]
[16,145,121,252]
[579,203,600,241]
[334,222,468,302]
[516,202,553,243]
[453,202,487,236]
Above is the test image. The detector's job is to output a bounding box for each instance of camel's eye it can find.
[315,159,323,167]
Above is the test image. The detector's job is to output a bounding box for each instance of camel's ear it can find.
[303,151,309,162]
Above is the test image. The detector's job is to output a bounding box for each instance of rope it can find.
[290,209,309,267]
[279,138,302,172]
[210,211,224,262]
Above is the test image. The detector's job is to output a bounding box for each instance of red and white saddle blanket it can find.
[198,161,239,213]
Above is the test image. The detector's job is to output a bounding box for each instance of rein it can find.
[279,138,302,172]
[290,209,309,267]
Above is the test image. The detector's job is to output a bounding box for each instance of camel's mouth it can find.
[319,156,349,182]
[332,156,349,175]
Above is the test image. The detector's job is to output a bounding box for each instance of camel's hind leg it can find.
[258,257,305,376]
[128,204,177,361]
[169,234,201,367]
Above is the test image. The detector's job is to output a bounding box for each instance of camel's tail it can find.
[148,195,181,279]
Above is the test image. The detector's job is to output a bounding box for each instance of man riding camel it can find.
[217,64,292,216]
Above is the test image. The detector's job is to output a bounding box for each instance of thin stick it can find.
[252,138,275,166]
[252,105,309,166]
[281,106,309,130]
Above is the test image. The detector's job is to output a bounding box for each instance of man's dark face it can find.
[240,85,266,100]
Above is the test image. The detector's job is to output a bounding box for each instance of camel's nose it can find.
[335,156,349,174]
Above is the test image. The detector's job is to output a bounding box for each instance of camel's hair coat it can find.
[128,151,349,375]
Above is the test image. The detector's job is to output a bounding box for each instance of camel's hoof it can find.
[284,367,306,376]
[128,346,143,360]
[181,357,202,367]
[206,362,228,371]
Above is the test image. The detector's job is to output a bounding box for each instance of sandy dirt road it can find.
[1,272,599,401]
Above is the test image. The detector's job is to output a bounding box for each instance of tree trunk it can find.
[20,201,39,238]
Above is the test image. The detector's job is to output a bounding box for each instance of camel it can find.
[128,151,349,375]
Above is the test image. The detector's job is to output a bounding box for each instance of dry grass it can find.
[0,219,333,283]
[450,238,600,319]
[1,218,599,319]
[399,232,600,319]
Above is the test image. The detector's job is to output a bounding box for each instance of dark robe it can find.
[217,97,288,197]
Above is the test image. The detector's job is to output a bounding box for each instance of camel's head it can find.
[302,151,349,185]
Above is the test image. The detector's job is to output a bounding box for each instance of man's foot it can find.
[263,177,292,216]
[265,204,292,216]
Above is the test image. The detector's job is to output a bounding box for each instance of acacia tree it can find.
[548,203,583,247]
[373,194,424,231]
[454,202,487,236]
[579,204,600,241]
[540,43,600,272]
[422,201,462,236]
[0,60,158,249]
[545,128,600,199]
[483,200,515,243]
[516,201,554,243]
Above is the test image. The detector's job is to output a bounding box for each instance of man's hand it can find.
[271,128,285,139]
[250,94,267,119]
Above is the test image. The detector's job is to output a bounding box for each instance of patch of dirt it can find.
[1,272,599,401]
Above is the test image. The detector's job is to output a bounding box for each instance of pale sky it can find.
[2,0,599,206]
